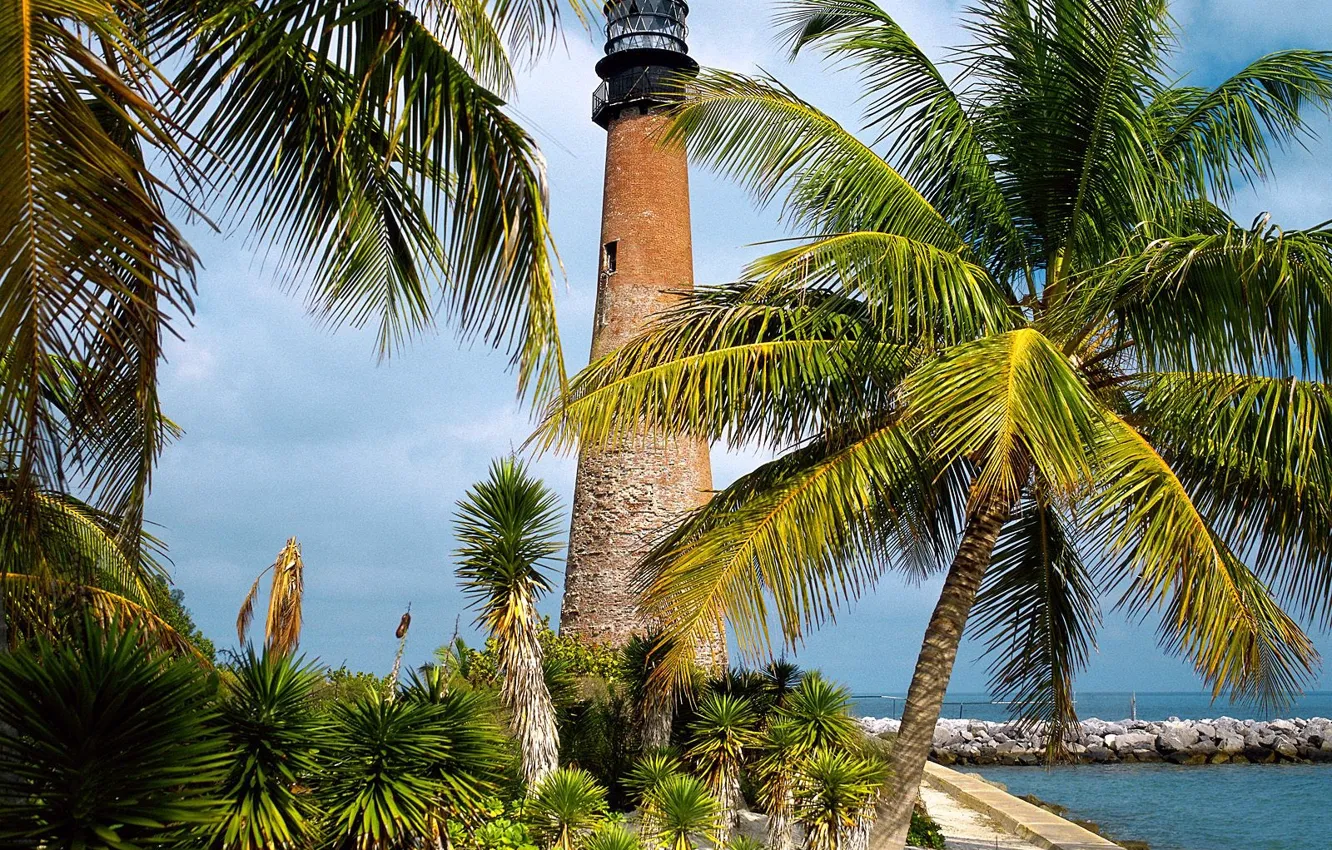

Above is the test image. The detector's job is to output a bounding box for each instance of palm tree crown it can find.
[537,1,1332,846]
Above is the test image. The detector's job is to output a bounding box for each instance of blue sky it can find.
[150,0,1332,696]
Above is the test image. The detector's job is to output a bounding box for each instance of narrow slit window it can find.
[604,240,619,275]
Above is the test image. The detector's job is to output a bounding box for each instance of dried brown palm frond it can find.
[237,537,305,656]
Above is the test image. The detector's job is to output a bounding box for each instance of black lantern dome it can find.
[592,0,698,127]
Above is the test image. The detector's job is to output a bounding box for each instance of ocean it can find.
[849,691,1331,850]
[955,763,1330,850]
[850,690,1332,723]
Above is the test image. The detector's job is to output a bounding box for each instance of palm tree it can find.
[455,457,564,788]
[211,649,323,850]
[535,1,1332,845]
[645,774,722,850]
[2,0,586,631]
[237,538,306,656]
[686,693,760,832]
[528,768,609,850]
[0,483,193,654]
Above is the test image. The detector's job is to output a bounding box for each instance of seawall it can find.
[859,715,1332,765]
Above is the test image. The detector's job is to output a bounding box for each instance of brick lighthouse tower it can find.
[560,1,720,662]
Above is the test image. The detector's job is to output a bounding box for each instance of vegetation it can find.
[1,0,586,650]
[237,538,306,656]
[455,457,565,788]
[535,0,1332,844]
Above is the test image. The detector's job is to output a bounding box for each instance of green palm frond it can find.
[1137,372,1332,625]
[773,0,1022,274]
[1101,219,1332,378]
[168,0,565,400]
[970,495,1100,758]
[743,232,1015,343]
[1151,50,1332,202]
[1090,417,1318,709]
[531,283,907,455]
[665,69,964,247]
[637,422,951,689]
[0,0,197,551]
[903,329,1104,503]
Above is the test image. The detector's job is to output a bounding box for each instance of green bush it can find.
[908,805,946,850]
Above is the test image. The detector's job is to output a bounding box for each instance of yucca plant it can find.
[0,622,227,849]
[237,538,306,656]
[755,722,805,850]
[527,768,609,850]
[793,749,883,850]
[584,822,643,850]
[776,675,860,754]
[686,693,761,831]
[645,774,722,850]
[210,649,323,850]
[534,1,1332,845]
[400,671,512,820]
[761,660,804,711]
[624,750,684,837]
[455,457,564,788]
[318,695,452,850]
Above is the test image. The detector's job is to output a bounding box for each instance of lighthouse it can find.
[560,1,720,663]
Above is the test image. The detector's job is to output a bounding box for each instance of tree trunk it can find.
[870,494,1012,850]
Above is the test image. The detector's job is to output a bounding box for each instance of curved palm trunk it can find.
[871,495,1012,850]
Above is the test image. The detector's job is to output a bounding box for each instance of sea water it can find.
[848,691,1332,850]
[955,763,1330,850]
[850,690,1332,723]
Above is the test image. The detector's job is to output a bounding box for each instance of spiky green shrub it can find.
[528,768,609,850]
[793,749,883,850]
[686,694,760,830]
[645,774,721,850]
[210,649,323,850]
[583,823,642,850]
[776,674,859,752]
[0,623,227,849]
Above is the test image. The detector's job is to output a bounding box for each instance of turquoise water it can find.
[851,691,1332,722]
[957,763,1331,850]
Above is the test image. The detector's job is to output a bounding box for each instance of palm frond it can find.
[903,329,1104,504]
[638,422,956,692]
[1090,416,1318,709]
[1136,371,1332,627]
[1151,50,1332,202]
[531,283,907,455]
[665,69,965,248]
[773,0,1023,275]
[970,494,1100,759]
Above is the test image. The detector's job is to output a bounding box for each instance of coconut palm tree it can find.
[237,538,306,656]
[686,693,760,831]
[645,774,722,850]
[534,1,1332,845]
[455,457,564,788]
[1,0,586,633]
[528,768,609,850]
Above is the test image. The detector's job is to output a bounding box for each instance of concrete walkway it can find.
[920,763,1120,850]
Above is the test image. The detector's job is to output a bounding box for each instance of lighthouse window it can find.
[604,240,619,274]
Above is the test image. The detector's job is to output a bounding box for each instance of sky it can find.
[149,0,1332,697]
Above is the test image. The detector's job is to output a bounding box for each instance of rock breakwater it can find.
[858,716,1332,766]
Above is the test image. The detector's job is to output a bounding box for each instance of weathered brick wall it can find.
[561,108,724,668]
